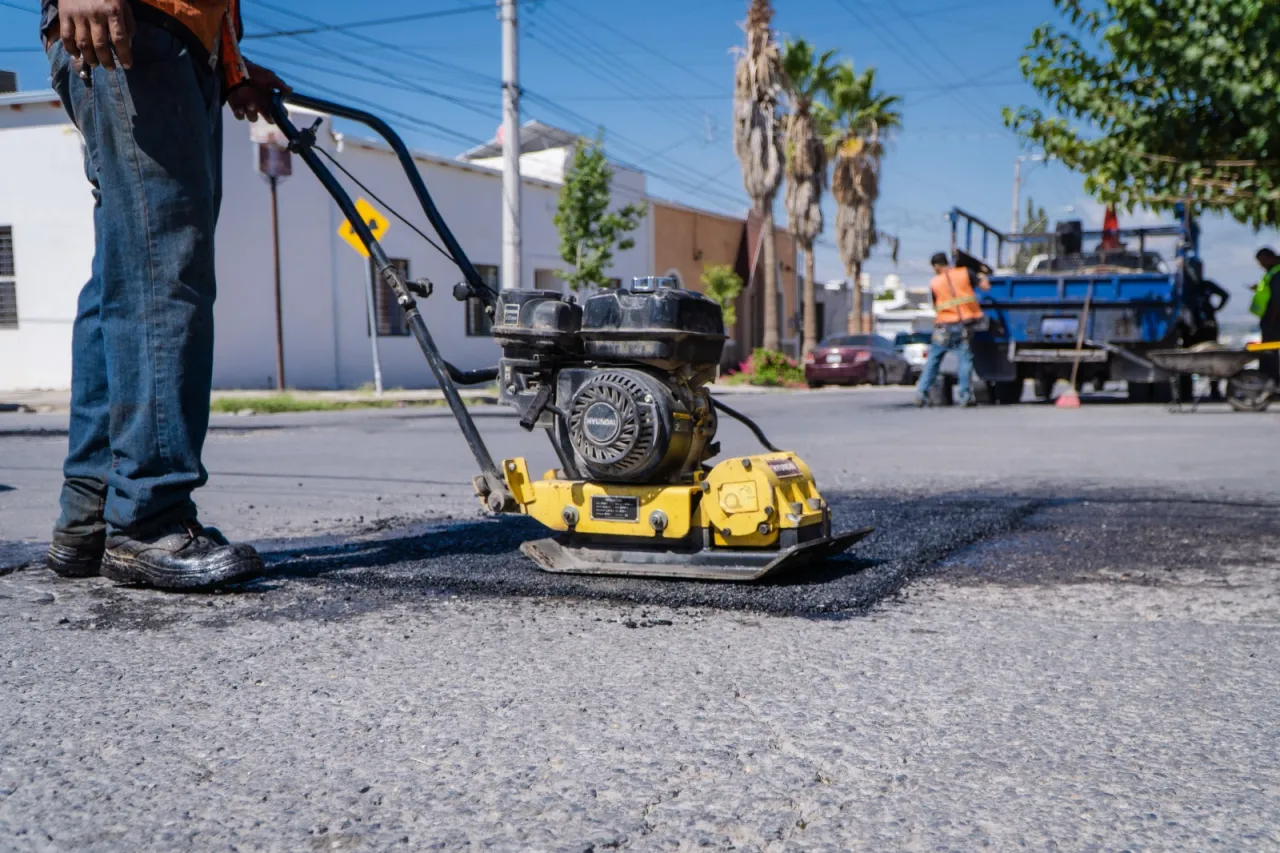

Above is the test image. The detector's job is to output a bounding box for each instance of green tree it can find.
[701,264,745,329]
[1013,197,1050,271]
[1004,0,1280,228]
[821,63,902,333]
[554,135,646,291]
[780,38,838,358]
[733,0,785,351]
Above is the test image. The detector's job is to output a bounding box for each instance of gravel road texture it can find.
[1,388,1277,850]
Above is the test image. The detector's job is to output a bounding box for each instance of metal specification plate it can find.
[766,458,803,479]
[502,304,520,325]
[590,495,640,523]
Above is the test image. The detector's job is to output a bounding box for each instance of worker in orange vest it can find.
[40,0,289,589]
[914,252,991,407]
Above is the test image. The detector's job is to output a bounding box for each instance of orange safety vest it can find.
[140,0,248,88]
[930,266,984,326]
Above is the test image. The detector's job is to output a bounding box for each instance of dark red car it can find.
[803,334,913,388]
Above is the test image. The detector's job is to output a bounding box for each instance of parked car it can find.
[803,334,913,388]
[894,331,932,382]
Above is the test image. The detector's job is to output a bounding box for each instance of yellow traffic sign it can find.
[338,198,390,258]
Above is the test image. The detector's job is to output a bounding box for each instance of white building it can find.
[0,92,654,392]
[872,276,935,339]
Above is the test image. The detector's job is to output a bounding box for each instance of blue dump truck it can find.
[932,207,1217,405]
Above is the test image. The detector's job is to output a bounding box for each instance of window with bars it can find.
[0,226,16,330]
[466,264,498,337]
[368,258,410,337]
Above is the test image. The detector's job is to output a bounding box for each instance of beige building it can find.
[652,201,799,361]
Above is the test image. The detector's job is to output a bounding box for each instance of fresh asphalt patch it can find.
[934,495,1280,587]
[5,490,1276,627]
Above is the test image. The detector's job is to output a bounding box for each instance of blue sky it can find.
[1,0,1274,320]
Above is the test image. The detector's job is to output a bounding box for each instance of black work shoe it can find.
[913,397,928,408]
[46,532,105,578]
[101,520,264,591]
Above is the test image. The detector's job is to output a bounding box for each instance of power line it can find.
[250,0,499,96]
[528,10,711,135]
[0,1,36,15]
[541,78,1024,103]
[881,1,1007,121]
[250,42,496,118]
[243,4,493,40]
[247,4,751,217]
[282,71,487,149]
[833,0,992,133]
[555,0,726,93]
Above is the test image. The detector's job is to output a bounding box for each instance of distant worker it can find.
[1183,258,1230,400]
[1252,248,1280,381]
[915,252,991,407]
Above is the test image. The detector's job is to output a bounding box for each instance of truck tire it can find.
[1128,382,1154,403]
[1035,377,1056,401]
[1128,381,1173,404]
[993,380,1023,405]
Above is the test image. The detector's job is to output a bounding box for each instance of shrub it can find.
[733,348,806,387]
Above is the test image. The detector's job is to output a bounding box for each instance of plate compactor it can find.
[271,94,870,581]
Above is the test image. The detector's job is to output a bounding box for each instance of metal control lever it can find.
[270,92,514,509]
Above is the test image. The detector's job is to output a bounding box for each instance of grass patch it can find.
[210,395,401,414]
[209,394,498,415]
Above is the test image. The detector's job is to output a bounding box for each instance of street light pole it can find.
[500,0,522,291]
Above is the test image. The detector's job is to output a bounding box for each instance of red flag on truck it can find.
[1101,206,1122,250]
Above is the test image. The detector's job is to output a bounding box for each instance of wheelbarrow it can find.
[1147,343,1280,412]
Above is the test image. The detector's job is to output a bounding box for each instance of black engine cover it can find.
[580,283,726,371]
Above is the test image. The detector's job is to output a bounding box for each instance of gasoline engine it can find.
[270,92,868,581]
[477,277,869,580]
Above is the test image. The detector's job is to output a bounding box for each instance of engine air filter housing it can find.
[567,369,693,483]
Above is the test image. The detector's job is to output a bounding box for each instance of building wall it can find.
[651,201,799,356]
[0,99,94,391]
[0,98,654,392]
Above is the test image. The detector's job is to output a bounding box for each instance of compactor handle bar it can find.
[267,93,511,505]
[268,93,499,310]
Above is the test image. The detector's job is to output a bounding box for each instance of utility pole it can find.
[500,0,522,291]
[364,256,385,397]
[269,175,286,390]
[1011,153,1046,235]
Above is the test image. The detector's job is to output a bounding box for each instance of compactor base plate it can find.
[519,528,873,582]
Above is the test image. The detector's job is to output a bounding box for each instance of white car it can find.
[894,331,932,380]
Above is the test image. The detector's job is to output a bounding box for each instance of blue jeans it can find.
[48,24,222,541]
[915,324,975,404]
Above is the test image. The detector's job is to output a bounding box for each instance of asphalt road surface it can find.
[2,388,1278,851]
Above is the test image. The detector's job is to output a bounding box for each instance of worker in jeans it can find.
[42,0,289,590]
[915,252,991,407]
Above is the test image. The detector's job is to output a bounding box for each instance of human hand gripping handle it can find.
[227,60,293,124]
[59,0,136,71]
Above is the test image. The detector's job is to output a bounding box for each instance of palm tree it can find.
[733,0,785,351]
[823,63,902,334]
[780,39,837,357]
